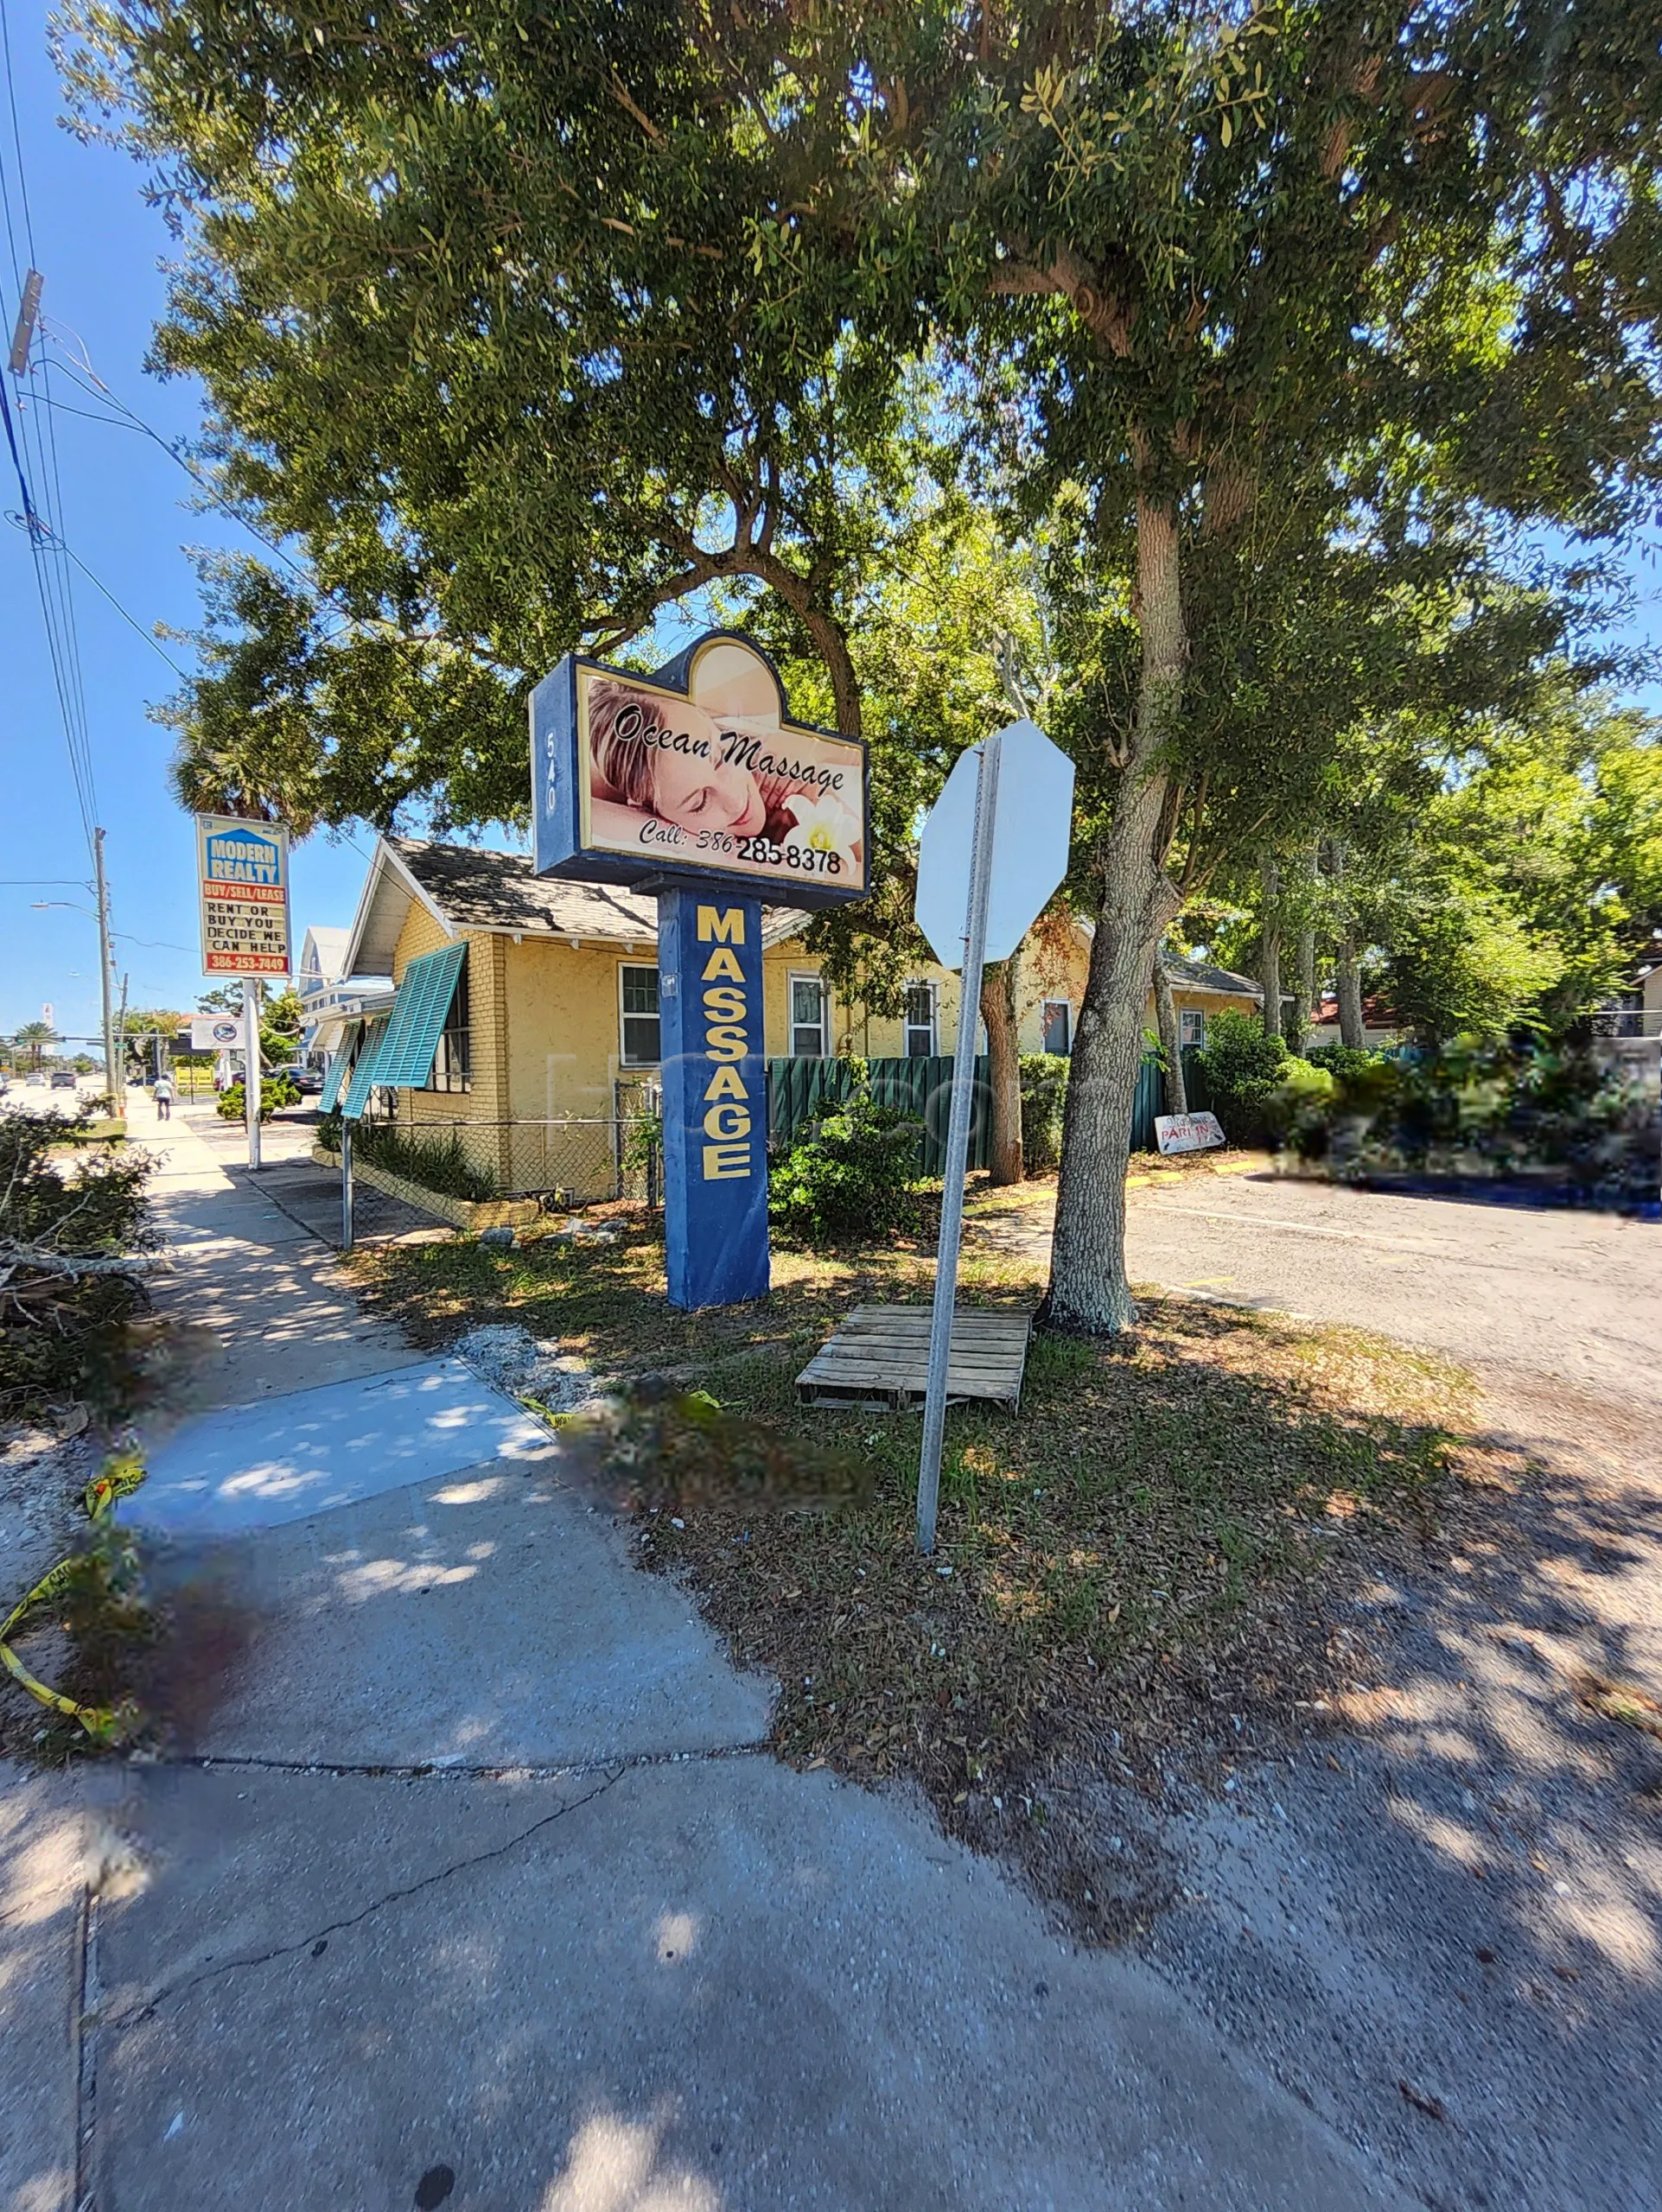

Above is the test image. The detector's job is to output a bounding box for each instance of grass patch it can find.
[346,1204,991,1379]
[349,1208,1477,1938]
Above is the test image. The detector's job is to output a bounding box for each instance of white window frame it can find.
[617,962,661,1069]
[1041,998,1072,1056]
[1180,1007,1207,1049]
[903,980,938,1058]
[787,971,830,1058]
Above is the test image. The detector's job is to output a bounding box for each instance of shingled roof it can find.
[1161,950,1261,999]
[344,835,810,977]
[393,837,661,940]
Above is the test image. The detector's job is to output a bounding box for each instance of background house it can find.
[296,921,393,1069]
[1307,991,1404,1048]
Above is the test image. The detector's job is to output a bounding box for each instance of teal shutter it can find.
[320,1024,359,1114]
[371,943,468,1090]
[342,1020,391,1118]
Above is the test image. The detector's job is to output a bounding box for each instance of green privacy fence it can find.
[1129,1047,1212,1152]
[767,1055,991,1174]
[767,1046,1213,1170]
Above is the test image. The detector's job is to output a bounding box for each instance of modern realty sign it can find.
[195,815,291,977]
[531,631,869,911]
[531,632,869,1310]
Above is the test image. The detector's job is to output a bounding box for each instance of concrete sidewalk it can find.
[29,1102,1417,2211]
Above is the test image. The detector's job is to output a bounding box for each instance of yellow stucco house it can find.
[320,836,1260,1193]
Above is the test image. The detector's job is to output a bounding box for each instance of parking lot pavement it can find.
[974,1164,1659,1412]
[1124,1168,1661,1411]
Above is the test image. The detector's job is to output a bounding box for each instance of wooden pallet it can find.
[795,1303,1034,1413]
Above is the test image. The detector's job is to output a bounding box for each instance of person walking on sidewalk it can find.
[153,1073,174,1122]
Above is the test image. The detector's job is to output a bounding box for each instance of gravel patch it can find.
[454,1322,597,1413]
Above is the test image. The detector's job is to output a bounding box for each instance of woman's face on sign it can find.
[650,710,767,836]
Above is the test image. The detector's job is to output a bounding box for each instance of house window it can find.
[1041,1000,1072,1056]
[1180,1009,1206,1049]
[619,963,661,1067]
[789,973,829,1058]
[904,982,938,1058]
[423,953,472,1093]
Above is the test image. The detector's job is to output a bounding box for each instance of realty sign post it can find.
[195,814,292,1170]
[532,632,869,1309]
[912,720,1075,1554]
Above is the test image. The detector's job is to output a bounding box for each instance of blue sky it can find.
[0,0,375,1044]
[2,0,1659,1048]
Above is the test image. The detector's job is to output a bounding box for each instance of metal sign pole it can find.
[341,1117,355,1254]
[243,977,263,1171]
[916,731,1003,1554]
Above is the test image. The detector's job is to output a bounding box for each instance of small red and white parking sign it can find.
[1155,1111,1226,1156]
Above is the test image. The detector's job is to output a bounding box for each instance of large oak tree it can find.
[67,0,1662,1327]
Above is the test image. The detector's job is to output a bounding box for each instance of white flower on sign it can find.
[780,790,861,865]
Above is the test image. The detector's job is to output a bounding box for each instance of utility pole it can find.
[92,828,124,1117]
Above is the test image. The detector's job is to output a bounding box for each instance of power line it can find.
[1,0,104,868]
[42,334,508,676]
[0,0,35,276]
[1,512,190,677]
[43,343,321,593]
[0,363,97,850]
[26,389,143,430]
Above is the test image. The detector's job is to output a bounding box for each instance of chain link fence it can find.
[358,1099,660,1208]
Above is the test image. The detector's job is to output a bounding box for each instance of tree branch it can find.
[991,239,1136,356]
[608,72,665,145]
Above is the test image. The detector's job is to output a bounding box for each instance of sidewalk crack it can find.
[108,1768,621,2028]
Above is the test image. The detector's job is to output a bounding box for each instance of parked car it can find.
[50,1070,79,1090]
[277,1064,325,1095]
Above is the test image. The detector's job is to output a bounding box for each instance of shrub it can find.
[1284,1035,1656,1203]
[1019,1053,1070,1173]
[1264,1057,1338,1154]
[1194,1008,1288,1142]
[769,1086,924,1241]
[216,1071,300,1122]
[0,1113,155,1416]
[354,1122,500,1202]
[1305,1043,1391,1084]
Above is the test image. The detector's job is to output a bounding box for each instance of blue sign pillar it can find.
[657,887,770,1309]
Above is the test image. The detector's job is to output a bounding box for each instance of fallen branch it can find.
[0,1242,166,1281]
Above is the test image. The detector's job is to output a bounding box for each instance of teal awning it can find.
[372,941,468,1090]
[341,1020,391,1119]
[319,1024,360,1114]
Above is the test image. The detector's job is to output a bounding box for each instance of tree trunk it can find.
[1336,934,1366,1048]
[1292,919,1315,1056]
[1330,842,1366,1047]
[1151,945,1188,1116]
[1259,852,1283,1040]
[980,952,1023,1186]
[1046,495,1185,1333]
